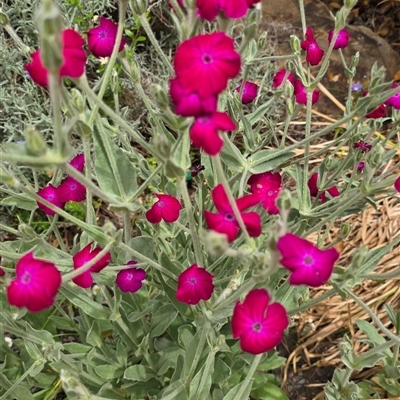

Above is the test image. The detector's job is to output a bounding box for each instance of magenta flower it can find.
[272,69,295,89]
[385,83,400,110]
[395,176,400,193]
[357,161,365,171]
[363,92,387,118]
[353,140,372,153]
[190,112,236,156]
[37,184,65,215]
[25,29,87,87]
[328,29,349,50]
[70,153,85,172]
[173,32,241,99]
[301,27,324,66]
[87,17,126,58]
[170,77,217,117]
[204,184,262,242]
[248,172,282,215]
[308,172,339,204]
[293,80,320,105]
[116,261,146,293]
[232,289,289,355]
[0,267,5,277]
[196,0,256,21]
[277,233,340,287]
[235,81,258,104]
[7,252,61,312]
[57,178,86,203]
[176,264,214,305]
[72,243,112,288]
[146,194,182,223]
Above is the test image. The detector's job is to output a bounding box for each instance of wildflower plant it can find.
[0,0,400,399]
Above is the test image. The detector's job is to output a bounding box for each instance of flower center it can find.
[303,254,314,266]
[202,54,212,64]
[188,277,197,285]
[157,201,165,208]
[252,322,262,333]
[21,271,31,284]
[127,273,133,280]
[99,31,107,39]
[225,213,235,221]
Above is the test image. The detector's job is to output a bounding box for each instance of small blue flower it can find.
[351,82,363,92]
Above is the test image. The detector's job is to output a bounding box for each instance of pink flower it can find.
[170,77,217,117]
[294,80,320,105]
[37,184,65,215]
[196,0,256,21]
[395,176,400,193]
[190,112,236,156]
[57,178,86,203]
[176,264,214,305]
[277,233,339,287]
[353,140,372,153]
[363,92,387,118]
[385,83,400,110]
[6,252,61,312]
[248,172,282,215]
[272,69,295,89]
[0,267,5,277]
[72,243,111,288]
[70,153,85,172]
[235,81,258,104]
[301,27,324,66]
[116,261,146,293]
[146,194,182,223]
[204,184,262,242]
[87,17,126,58]
[328,29,349,50]
[357,161,365,171]
[308,172,340,204]
[25,29,87,87]
[173,32,241,99]
[232,289,289,355]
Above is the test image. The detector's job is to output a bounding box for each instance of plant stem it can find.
[178,178,204,266]
[297,0,307,36]
[343,287,400,345]
[235,354,262,399]
[139,14,173,74]
[289,288,336,315]
[213,154,252,246]
[87,0,128,127]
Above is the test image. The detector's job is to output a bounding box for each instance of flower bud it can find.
[18,223,37,240]
[370,143,384,168]
[204,230,229,256]
[70,88,85,113]
[25,126,48,156]
[130,0,148,15]
[340,223,351,237]
[0,10,10,26]
[151,84,169,111]
[153,134,171,160]
[36,0,64,73]
[290,35,301,56]
[276,189,292,212]
[0,164,16,186]
[102,220,117,237]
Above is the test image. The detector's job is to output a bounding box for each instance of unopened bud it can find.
[205,230,229,256]
[102,220,117,237]
[130,0,148,15]
[151,84,169,111]
[36,0,63,73]
[153,134,171,160]
[25,126,47,156]
[0,10,10,26]
[340,223,351,237]
[257,31,268,51]
[290,35,301,55]
[71,88,85,113]
[276,189,292,212]
[19,223,38,240]
[370,143,384,168]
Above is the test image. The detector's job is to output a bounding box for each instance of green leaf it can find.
[158,273,188,317]
[159,379,187,400]
[245,97,275,125]
[189,353,215,400]
[220,143,245,173]
[150,304,178,338]
[63,343,92,354]
[60,285,111,320]
[124,365,156,381]
[93,125,138,198]
[223,380,252,400]
[129,236,154,260]
[356,320,392,358]
[95,365,123,379]
[274,280,307,312]
[248,150,295,174]
[212,358,231,383]
[251,383,289,400]
[258,352,286,371]
[1,195,36,211]
[173,132,191,171]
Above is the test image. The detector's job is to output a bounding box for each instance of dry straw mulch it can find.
[278,82,400,399]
